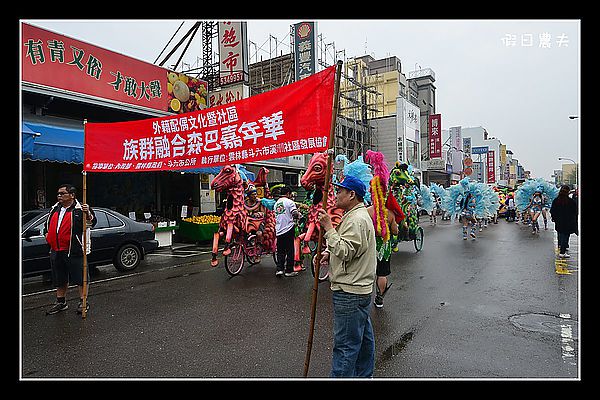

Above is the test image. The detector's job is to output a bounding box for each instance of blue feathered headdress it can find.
[335,154,373,204]
[515,178,559,211]
[429,182,447,210]
[418,184,435,213]
[442,178,489,220]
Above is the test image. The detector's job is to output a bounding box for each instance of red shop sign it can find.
[21,23,208,114]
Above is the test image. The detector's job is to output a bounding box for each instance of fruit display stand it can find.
[178,216,220,243]
[154,222,178,248]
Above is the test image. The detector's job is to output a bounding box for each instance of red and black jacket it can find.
[45,201,97,257]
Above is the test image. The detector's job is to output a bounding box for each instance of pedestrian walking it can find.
[550,185,578,258]
[317,174,377,378]
[44,183,97,315]
[274,186,300,277]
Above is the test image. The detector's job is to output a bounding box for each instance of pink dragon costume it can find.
[210,165,275,267]
[246,167,276,254]
[296,152,345,269]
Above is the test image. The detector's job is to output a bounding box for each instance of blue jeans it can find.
[330,290,375,378]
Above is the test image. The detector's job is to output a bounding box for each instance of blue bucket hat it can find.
[334,175,366,199]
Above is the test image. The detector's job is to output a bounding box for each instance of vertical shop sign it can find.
[463,137,471,158]
[487,150,496,183]
[449,126,462,174]
[499,144,507,180]
[428,114,442,159]
[292,22,317,81]
[218,21,249,87]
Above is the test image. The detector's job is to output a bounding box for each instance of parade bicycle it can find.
[394,223,424,252]
[224,218,277,277]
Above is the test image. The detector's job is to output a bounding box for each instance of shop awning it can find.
[22,121,84,164]
[21,120,256,180]
[21,123,39,155]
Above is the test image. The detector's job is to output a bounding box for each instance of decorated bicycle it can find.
[296,151,345,281]
[388,162,424,252]
[210,165,276,276]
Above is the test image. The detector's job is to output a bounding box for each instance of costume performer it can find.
[515,178,558,234]
[388,162,420,242]
[334,155,373,205]
[429,182,446,225]
[444,177,483,240]
[417,184,435,226]
[541,192,550,230]
[244,184,266,242]
[365,150,400,308]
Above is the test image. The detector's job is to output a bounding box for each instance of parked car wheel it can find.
[114,243,142,272]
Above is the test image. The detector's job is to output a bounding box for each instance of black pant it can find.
[506,209,516,221]
[558,232,571,254]
[276,228,295,273]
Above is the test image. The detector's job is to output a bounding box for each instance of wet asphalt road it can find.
[20,216,580,380]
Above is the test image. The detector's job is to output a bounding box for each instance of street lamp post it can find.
[558,157,577,188]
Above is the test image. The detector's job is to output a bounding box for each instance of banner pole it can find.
[82,119,89,320]
[303,60,343,377]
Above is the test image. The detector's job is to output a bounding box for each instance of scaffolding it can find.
[157,22,380,164]
[334,56,381,160]
[199,21,219,90]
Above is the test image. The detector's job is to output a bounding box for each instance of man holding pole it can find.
[44,183,96,315]
[317,174,377,378]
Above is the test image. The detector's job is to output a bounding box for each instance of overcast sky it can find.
[23,19,580,181]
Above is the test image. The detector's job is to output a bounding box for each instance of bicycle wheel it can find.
[224,241,245,276]
[244,235,261,266]
[311,249,330,282]
[413,226,424,252]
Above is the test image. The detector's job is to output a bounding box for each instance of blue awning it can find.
[21,120,256,180]
[22,121,84,164]
[22,123,39,155]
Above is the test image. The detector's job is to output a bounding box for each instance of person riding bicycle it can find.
[244,184,266,245]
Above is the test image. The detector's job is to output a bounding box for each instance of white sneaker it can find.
[563,253,571,258]
[275,270,284,277]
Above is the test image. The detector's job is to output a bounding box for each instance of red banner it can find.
[22,23,208,114]
[428,114,442,159]
[84,65,336,172]
[487,150,496,183]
